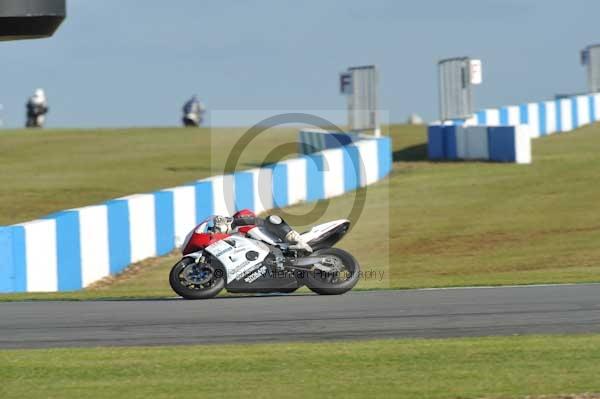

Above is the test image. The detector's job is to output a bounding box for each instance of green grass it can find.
[0,127,297,224]
[1,335,600,399]
[2,123,600,300]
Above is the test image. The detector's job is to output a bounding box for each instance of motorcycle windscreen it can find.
[0,0,66,40]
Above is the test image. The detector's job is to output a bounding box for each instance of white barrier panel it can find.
[544,101,557,134]
[201,175,235,217]
[78,205,110,287]
[282,157,307,206]
[248,167,274,215]
[123,194,157,263]
[559,98,573,132]
[507,106,520,126]
[20,219,58,292]
[486,109,500,126]
[321,148,345,198]
[515,125,532,164]
[577,96,590,127]
[354,139,379,186]
[165,186,196,246]
[595,94,600,121]
[527,103,541,138]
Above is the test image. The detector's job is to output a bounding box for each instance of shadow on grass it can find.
[393,143,429,162]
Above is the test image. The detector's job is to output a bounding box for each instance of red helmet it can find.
[233,209,256,219]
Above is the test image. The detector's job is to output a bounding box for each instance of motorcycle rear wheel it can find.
[169,257,225,299]
[304,248,360,295]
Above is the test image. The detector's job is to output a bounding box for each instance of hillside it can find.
[4,122,600,299]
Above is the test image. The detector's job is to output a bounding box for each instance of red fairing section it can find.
[183,232,230,255]
[237,225,256,234]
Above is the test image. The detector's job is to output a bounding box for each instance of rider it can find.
[182,95,205,127]
[213,209,313,253]
[25,88,49,128]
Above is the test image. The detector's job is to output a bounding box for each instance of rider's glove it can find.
[213,216,232,234]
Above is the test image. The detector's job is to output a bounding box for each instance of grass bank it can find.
[2,123,600,299]
[1,335,599,399]
[0,126,296,224]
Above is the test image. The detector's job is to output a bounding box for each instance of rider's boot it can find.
[285,230,313,253]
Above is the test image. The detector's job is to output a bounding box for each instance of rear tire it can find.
[304,248,360,295]
[169,257,225,299]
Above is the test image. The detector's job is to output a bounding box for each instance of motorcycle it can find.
[169,216,361,299]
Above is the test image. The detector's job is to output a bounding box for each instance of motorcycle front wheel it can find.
[304,248,360,295]
[169,257,225,299]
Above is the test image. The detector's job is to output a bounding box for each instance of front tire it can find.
[169,257,225,299]
[304,248,360,295]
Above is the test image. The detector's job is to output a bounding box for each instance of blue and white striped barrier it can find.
[470,93,600,137]
[428,125,531,164]
[430,92,600,163]
[0,134,392,293]
[298,129,363,155]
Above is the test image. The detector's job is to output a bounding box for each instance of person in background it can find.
[182,95,205,127]
[25,88,49,128]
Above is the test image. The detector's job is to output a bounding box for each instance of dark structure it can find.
[0,0,66,41]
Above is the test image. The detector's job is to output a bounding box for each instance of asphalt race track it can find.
[1,284,600,349]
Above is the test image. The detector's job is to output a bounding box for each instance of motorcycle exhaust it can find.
[289,256,326,267]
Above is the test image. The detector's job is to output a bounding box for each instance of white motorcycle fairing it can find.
[300,219,350,244]
[204,235,270,283]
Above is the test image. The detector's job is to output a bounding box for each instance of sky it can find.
[0,0,598,128]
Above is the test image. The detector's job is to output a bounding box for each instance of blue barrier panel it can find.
[476,111,487,125]
[590,95,597,122]
[154,191,175,256]
[488,127,516,162]
[305,154,325,202]
[0,227,13,292]
[0,226,26,293]
[342,145,360,192]
[377,136,392,178]
[555,100,563,133]
[500,108,509,125]
[571,97,579,128]
[427,126,445,160]
[194,181,214,223]
[106,200,131,275]
[519,104,529,124]
[444,126,458,160]
[298,130,309,155]
[50,211,82,291]
[539,102,547,136]
[271,163,288,209]
[325,133,354,148]
[234,172,255,212]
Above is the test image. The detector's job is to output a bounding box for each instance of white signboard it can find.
[340,65,379,135]
[469,59,483,85]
